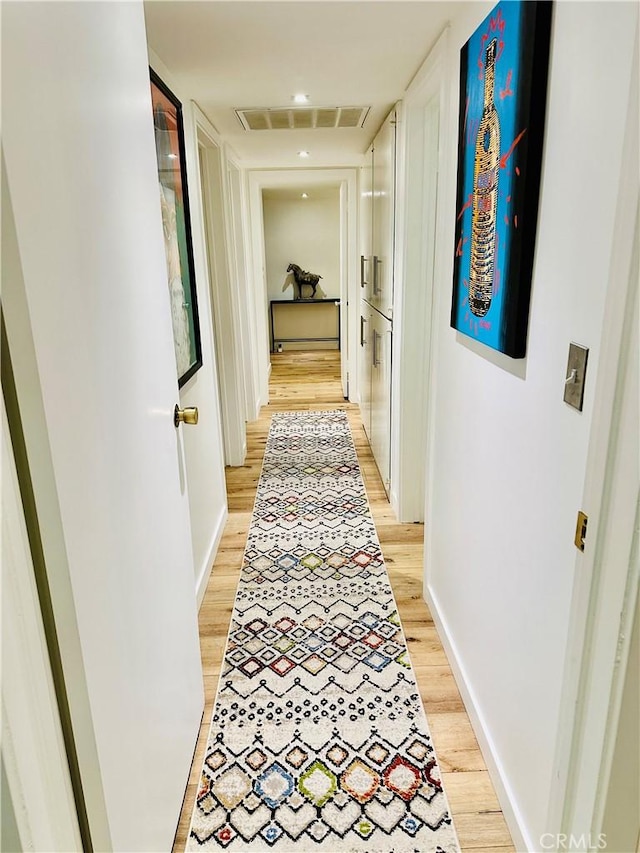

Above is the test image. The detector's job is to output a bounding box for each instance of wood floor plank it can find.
[471,848,516,853]
[441,770,502,814]
[454,812,515,849]
[426,711,488,773]
[171,351,513,853]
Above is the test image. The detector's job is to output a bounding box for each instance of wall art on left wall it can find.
[150,69,202,387]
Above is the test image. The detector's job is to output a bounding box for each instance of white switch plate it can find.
[564,343,589,411]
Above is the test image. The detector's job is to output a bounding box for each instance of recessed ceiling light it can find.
[301,193,309,199]
[167,153,178,159]
[298,151,310,158]
[293,94,309,104]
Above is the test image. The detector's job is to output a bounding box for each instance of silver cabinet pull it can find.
[360,255,369,288]
[373,329,380,367]
[373,256,381,295]
[360,315,367,347]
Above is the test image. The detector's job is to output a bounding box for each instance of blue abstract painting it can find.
[451,1,552,358]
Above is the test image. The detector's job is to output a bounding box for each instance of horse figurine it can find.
[287,263,322,300]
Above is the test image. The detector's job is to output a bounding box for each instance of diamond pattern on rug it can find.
[187,410,459,852]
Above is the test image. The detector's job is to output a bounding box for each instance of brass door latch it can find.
[575,510,588,552]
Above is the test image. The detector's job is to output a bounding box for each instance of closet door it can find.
[371,108,397,318]
[360,146,374,303]
[359,302,373,440]
[370,311,392,493]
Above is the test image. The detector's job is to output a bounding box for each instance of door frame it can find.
[547,29,639,844]
[191,104,247,466]
[226,155,259,421]
[247,168,358,405]
[2,396,83,853]
[339,180,349,398]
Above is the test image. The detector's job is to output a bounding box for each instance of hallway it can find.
[3,2,638,850]
[173,351,514,852]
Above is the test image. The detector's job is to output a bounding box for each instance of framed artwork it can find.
[150,68,202,387]
[451,1,552,358]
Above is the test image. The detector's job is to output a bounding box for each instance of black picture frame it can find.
[150,68,202,387]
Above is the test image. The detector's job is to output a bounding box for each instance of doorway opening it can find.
[262,185,342,376]
[247,169,358,407]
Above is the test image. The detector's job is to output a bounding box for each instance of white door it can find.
[359,302,373,439]
[3,4,204,851]
[370,311,392,493]
[394,72,443,522]
[372,109,397,318]
[359,151,374,425]
[360,147,374,302]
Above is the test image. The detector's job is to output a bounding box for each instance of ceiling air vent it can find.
[235,106,370,131]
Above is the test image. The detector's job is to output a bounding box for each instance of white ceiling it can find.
[144,1,471,170]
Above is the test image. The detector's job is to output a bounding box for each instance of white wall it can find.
[422,2,638,850]
[263,191,341,301]
[148,50,229,603]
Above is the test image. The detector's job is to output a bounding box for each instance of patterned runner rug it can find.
[188,410,459,852]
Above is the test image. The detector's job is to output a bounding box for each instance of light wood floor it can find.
[173,351,515,853]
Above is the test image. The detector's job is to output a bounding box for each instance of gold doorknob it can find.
[174,405,199,427]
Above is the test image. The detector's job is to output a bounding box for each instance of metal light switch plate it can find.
[564,343,589,411]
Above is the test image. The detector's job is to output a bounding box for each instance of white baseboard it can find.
[247,393,261,422]
[196,505,228,609]
[424,582,532,853]
[390,487,400,520]
[228,438,247,468]
[391,487,425,525]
